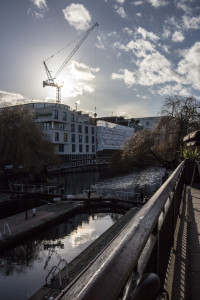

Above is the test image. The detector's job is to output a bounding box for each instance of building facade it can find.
[96,120,135,152]
[25,102,96,162]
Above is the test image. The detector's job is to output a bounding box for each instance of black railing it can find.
[56,161,185,300]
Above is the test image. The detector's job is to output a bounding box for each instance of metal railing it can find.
[55,160,185,300]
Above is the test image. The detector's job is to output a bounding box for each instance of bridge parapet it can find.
[55,161,185,300]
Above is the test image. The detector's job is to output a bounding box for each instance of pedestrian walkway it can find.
[0,201,80,248]
[165,183,200,300]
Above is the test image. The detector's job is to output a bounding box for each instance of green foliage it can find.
[182,147,200,160]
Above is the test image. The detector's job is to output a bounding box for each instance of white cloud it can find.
[0,91,27,106]
[31,0,47,10]
[123,27,133,36]
[116,0,125,3]
[114,5,127,18]
[28,0,48,18]
[182,15,200,30]
[162,28,171,39]
[137,27,159,41]
[69,61,100,81]
[177,42,200,89]
[111,69,137,87]
[136,13,142,17]
[147,0,169,8]
[172,31,184,42]
[62,4,91,30]
[95,36,105,49]
[127,39,156,57]
[131,1,144,5]
[176,2,192,14]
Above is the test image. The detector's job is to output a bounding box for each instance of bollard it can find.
[32,208,36,217]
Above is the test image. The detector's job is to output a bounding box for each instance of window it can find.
[85,126,88,134]
[72,144,76,152]
[59,144,64,152]
[86,145,89,152]
[43,122,50,130]
[146,121,150,126]
[71,134,75,143]
[85,135,89,143]
[79,144,82,153]
[71,124,75,132]
[79,135,82,143]
[92,136,95,144]
[91,127,94,134]
[64,133,67,142]
[59,123,65,131]
[78,125,82,133]
[54,110,58,119]
[71,114,75,122]
[55,132,59,141]
[92,145,95,152]
[63,112,67,121]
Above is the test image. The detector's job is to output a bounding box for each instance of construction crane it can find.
[43,22,99,104]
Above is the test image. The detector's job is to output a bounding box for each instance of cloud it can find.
[116,0,125,3]
[62,4,91,30]
[0,91,27,106]
[136,13,142,17]
[69,61,100,81]
[162,28,171,39]
[172,31,184,42]
[175,2,192,14]
[177,42,200,90]
[182,15,200,30]
[136,27,159,41]
[95,35,105,49]
[123,27,133,36]
[114,5,127,18]
[147,0,169,8]
[127,39,156,57]
[131,1,144,5]
[28,0,48,18]
[111,69,137,87]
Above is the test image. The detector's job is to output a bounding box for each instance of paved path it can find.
[166,184,200,300]
[0,201,81,248]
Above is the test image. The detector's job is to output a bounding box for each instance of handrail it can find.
[45,266,62,288]
[55,161,185,300]
[3,223,11,236]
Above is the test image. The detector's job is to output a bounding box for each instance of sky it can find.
[1,0,200,118]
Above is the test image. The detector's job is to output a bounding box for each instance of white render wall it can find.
[96,120,134,151]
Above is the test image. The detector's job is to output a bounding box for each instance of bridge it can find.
[0,159,200,299]
[51,159,199,300]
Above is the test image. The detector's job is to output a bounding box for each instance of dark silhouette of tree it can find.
[0,105,55,173]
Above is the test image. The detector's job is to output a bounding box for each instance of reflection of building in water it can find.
[39,214,90,241]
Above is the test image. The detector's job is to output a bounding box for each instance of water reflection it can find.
[48,166,165,196]
[0,212,121,300]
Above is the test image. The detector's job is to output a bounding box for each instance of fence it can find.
[55,160,185,300]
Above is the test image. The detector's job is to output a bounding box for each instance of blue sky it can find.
[1,0,200,117]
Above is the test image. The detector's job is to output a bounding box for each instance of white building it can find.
[135,117,160,130]
[96,120,135,152]
[25,102,96,162]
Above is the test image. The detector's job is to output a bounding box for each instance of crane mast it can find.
[43,22,99,104]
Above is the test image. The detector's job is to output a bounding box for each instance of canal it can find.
[0,166,166,299]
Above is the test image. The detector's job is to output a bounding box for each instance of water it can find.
[0,166,166,299]
[48,166,166,198]
[0,212,121,300]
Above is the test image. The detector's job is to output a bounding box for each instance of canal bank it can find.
[0,201,82,249]
[29,206,140,300]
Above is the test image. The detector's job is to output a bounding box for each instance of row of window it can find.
[55,132,95,144]
[43,122,95,134]
[54,110,89,124]
[59,144,95,153]
[71,124,94,134]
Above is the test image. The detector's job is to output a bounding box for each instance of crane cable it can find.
[44,34,83,63]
